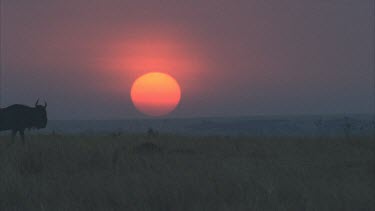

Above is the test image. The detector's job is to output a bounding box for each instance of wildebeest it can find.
[0,99,48,143]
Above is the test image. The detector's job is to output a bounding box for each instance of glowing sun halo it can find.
[131,72,181,117]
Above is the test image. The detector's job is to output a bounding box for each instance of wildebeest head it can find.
[34,99,48,129]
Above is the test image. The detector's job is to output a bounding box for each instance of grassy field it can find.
[0,134,374,210]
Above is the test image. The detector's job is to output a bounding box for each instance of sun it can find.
[131,72,181,116]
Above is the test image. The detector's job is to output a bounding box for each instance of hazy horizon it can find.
[47,113,374,121]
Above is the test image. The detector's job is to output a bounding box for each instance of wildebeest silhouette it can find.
[0,99,48,143]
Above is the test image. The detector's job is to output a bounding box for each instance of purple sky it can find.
[0,0,374,119]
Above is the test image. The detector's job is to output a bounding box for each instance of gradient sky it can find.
[0,0,374,119]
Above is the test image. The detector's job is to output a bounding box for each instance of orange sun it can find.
[131,72,181,116]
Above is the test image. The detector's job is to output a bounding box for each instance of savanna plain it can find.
[0,133,374,211]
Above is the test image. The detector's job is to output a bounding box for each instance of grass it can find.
[0,133,374,210]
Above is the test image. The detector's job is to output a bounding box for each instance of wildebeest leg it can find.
[6,130,18,147]
[11,130,17,142]
[19,129,25,144]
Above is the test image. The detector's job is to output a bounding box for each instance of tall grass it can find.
[0,134,374,210]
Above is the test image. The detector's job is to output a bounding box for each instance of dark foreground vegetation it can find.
[0,134,374,210]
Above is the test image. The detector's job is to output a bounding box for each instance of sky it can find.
[0,0,374,120]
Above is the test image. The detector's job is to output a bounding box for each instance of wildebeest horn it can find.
[44,101,47,108]
[35,99,40,106]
